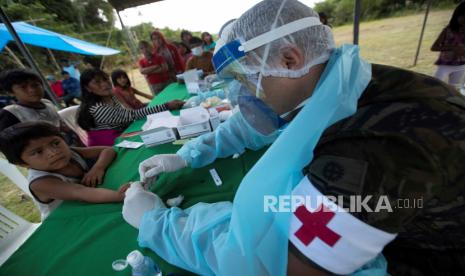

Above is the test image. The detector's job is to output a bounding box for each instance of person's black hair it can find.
[174,41,191,53]
[0,121,63,165]
[450,1,465,32]
[111,69,131,89]
[181,30,192,40]
[61,70,70,75]
[189,36,203,46]
[0,68,42,93]
[138,40,151,48]
[77,68,109,130]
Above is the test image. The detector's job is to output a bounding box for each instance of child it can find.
[186,37,215,75]
[46,75,64,98]
[0,69,83,146]
[111,69,152,109]
[138,40,171,96]
[77,68,184,146]
[432,1,465,90]
[173,41,192,68]
[61,70,81,106]
[201,32,216,53]
[0,122,129,214]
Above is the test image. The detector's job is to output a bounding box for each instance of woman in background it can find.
[201,32,216,53]
[151,31,185,81]
[432,1,465,90]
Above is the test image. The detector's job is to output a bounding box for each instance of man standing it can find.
[61,71,80,106]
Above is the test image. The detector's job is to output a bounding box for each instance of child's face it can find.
[11,79,44,105]
[117,75,129,87]
[202,34,211,43]
[139,44,152,56]
[20,136,72,171]
[87,75,113,96]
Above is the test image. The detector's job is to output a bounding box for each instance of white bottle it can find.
[127,250,161,276]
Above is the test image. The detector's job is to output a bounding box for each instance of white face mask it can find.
[192,47,203,56]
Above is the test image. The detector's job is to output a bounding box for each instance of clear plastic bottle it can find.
[127,250,162,276]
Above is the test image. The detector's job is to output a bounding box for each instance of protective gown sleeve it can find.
[138,202,233,276]
[176,111,278,168]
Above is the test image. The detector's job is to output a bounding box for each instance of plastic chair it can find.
[0,158,53,220]
[58,105,88,146]
[0,204,40,265]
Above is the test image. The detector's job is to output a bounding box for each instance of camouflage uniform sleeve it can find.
[305,134,442,234]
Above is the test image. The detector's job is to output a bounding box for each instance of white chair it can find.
[0,204,40,265]
[0,158,53,220]
[58,105,88,146]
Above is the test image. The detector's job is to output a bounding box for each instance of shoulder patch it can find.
[309,155,368,196]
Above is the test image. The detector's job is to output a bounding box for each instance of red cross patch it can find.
[294,204,341,247]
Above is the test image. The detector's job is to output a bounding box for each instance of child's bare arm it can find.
[30,177,128,203]
[134,89,153,100]
[140,64,163,74]
[73,147,117,186]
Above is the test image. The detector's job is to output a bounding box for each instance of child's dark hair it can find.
[180,30,192,39]
[77,68,109,130]
[0,121,63,165]
[177,41,191,53]
[189,36,203,46]
[0,68,42,93]
[111,69,131,89]
[139,40,151,48]
[450,1,465,32]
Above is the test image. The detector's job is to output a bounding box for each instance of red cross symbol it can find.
[294,204,341,247]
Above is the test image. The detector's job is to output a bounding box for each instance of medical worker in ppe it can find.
[124,0,465,275]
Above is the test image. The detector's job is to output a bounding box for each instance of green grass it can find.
[332,9,453,75]
[0,9,454,223]
[0,165,41,223]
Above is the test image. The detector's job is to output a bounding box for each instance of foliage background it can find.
[0,0,462,79]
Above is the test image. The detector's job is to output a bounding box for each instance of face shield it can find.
[213,17,323,135]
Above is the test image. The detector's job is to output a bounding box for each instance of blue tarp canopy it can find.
[0,22,119,56]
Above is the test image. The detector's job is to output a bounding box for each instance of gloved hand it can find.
[122,181,166,229]
[139,154,188,185]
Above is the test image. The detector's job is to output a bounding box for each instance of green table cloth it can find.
[0,83,266,276]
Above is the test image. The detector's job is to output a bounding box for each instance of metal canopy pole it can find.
[353,0,362,45]
[0,6,60,106]
[116,10,138,63]
[412,0,433,67]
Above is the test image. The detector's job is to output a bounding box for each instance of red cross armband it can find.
[288,176,397,274]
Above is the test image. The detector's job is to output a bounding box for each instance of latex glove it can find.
[122,181,165,229]
[139,154,188,184]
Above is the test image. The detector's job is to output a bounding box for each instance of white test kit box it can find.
[140,127,176,147]
[176,106,212,139]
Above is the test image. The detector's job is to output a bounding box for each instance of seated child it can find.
[111,69,152,109]
[186,37,215,75]
[77,68,185,146]
[61,71,81,107]
[0,69,83,146]
[0,122,129,215]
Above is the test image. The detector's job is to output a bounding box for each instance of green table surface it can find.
[0,83,266,276]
